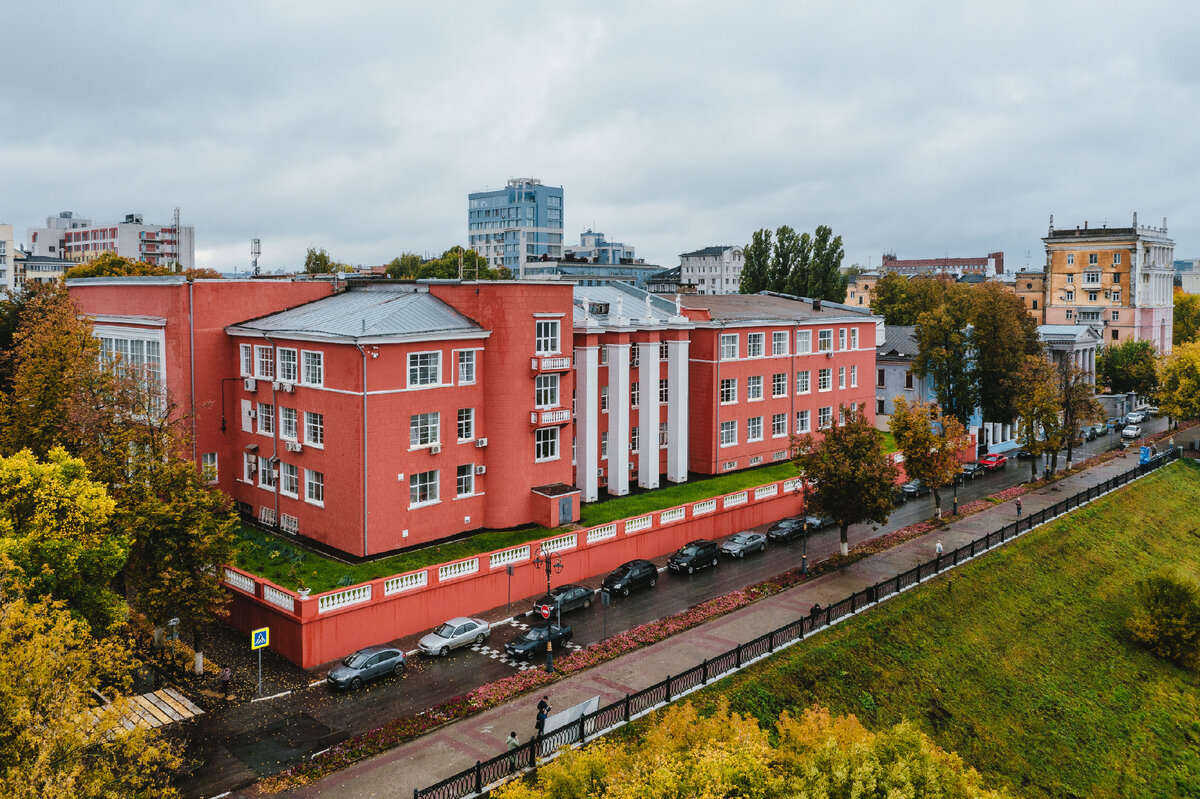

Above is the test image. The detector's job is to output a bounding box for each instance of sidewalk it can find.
[278,449,1172,799]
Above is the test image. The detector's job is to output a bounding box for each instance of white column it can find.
[637,341,661,489]
[575,346,600,502]
[666,338,690,483]
[608,343,631,497]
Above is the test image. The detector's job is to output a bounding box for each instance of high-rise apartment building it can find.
[27,210,195,270]
[467,178,563,276]
[1042,214,1174,353]
[0,224,14,293]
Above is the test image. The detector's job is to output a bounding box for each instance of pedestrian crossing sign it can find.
[251,627,269,650]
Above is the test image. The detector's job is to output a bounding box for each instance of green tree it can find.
[1059,359,1104,469]
[970,281,1042,425]
[1157,341,1200,423]
[0,448,127,632]
[781,230,814,297]
[1174,291,1200,346]
[739,228,772,294]
[1097,338,1158,396]
[0,559,182,798]
[413,246,511,280]
[793,405,899,556]
[870,273,953,326]
[913,294,976,428]
[303,247,353,274]
[385,252,424,279]
[889,398,971,517]
[1126,568,1200,668]
[806,224,848,302]
[767,225,803,293]
[1007,355,1063,481]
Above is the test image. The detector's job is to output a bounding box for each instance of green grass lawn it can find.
[678,460,1200,798]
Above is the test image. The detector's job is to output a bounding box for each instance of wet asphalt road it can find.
[181,422,1164,798]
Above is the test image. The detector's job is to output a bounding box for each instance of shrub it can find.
[1126,568,1200,668]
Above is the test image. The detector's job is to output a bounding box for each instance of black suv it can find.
[667,539,719,574]
[601,559,658,597]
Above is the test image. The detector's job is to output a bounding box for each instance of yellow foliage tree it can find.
[1157,341,1200,424]
[890,398,972,517]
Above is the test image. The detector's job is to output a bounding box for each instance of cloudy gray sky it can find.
[5,1,1198,273]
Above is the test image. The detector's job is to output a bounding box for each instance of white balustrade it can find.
[659,507,686,524]
[385,571,428,595]
[262,584,295,612]
[539,533,577,553]
[754,484,779,500]
[723,490,748,508]
[625,514,653,533]
[540,356,571,370]
[586,523,617,544]
[318,584,372,613]
[539,409,570,424]
[782,478,801,493]
[223,567,255,594]
[489,545,530,569]
[439,558,480,582]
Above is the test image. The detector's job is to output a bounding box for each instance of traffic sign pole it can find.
[250,627,269,698]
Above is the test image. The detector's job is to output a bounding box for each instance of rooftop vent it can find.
[589,302,610,315]
[812,298,822,311]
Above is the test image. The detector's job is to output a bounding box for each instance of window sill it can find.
[535,456,561,464]
[280,491,298,500]
[408,443,441,452]
[453,492,484,501]
[305,498,325,508]
[720,442,738,448]
[748,396,763,402]
[408,499,440,511]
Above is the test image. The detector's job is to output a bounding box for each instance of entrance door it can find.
[558,496,574,525]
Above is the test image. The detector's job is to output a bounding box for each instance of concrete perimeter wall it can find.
[222,476,805,668]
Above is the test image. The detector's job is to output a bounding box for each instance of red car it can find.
[979,453,1008,471]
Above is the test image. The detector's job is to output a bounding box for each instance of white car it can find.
[1125,411,1146,425]
[1121,424,1143,439]
[418,616,491,656]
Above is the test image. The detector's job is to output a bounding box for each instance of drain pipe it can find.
[355,340,370,556]
[263,334,280,525]
[188,279,197,463]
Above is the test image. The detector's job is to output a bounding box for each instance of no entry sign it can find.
[539,604,552,619]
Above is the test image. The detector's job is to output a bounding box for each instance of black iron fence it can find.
[415,449,1180,799]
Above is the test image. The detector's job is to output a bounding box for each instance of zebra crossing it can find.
[469,635,584,672]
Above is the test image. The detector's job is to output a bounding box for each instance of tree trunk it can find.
[840,523,849,556]
[932,486,942,518]
[1031,458,1038,482]
[1050,451,1059,475]
[1065,437,1074,470]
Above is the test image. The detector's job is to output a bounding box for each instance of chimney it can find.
[812,298,821,311]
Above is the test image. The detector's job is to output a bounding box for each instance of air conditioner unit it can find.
[628,461,636,471]
[430,444,441,454]
[281,382,294,393]
[475,464,486,475]
[271,381,281,391]
[286,441,303,453]
[247,409,257,419]
[597,467,605,477]
[475,438,488,448]
[271,469,279,482]
[243,378,257,391]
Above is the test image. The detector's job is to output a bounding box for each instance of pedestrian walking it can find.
[219,666,232,698]
[535,707,548,739]
[537,695,550,715]
[809,602,822,617]
[1016,497,1023,518]
[935,541,943,557]
[506,731,520,770]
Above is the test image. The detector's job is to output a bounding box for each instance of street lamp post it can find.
[793,475,809,576]
[532,545,564,674]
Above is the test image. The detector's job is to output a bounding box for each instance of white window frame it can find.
[257,402,274,435]
[817,330,833,352]
[630,425,640,453]
[772,413,788,437]
[304,411,324,447]
[818,406,833,429]
[720,420,737,447]
[535,320,560,355]
[535,427,560,462]
[277,347,298,383]
[536,374,560,409]
[838,329,846,351]
[850,328,859,350]
[600,385,609,412]
[240,344,253,377]
[410,412,440,448]
[201,452,218,484]
[772,331,788,356]
[280,462,299,498]
[747,332,764,358]
[456,464,475,497]
[1089,253,1098,265]
[797,409,810,433]
[302,350,324,386]
[408,351,442,388]
[458,350,476,385]
[851,365,858,388]
[409,469,438,507]
[659,378,669,404]
[243,452,257,483]
[719,378,737,404]
[1067,254,1075,265]
[772,372,787,398]
[457,408,474,441]
[796,330,812,354]
[748,416,763,442]
[255,346,274,379]
[797,370,811,394]
[1113,253,1122,264]
[631,381,640,408]
[280,406,297,440]
[818,368,832,392]
[659,340,669,360]
[720,333,738,360]
[659,422,668,447]
[747,375,763,401]
[258,456,275,489]
[838,367,846,389]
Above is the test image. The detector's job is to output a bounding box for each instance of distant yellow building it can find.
[847,272,878,308]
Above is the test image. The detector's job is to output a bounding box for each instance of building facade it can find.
[520,260,665,288]
[14,252,74,287]
[873,326,934,430]
[1042,214,1174,353]
[1037,324,1100,382]
[467,178,564,276]
[0,224,13,292]
[679,246,744,294]
[1010,270,1046,323]
[879,251,1004,277]
[28,211,195,270]
[846,272,879,307]
[564,230,635,264]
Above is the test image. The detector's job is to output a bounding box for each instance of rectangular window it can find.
[535,427,559,461]
[818,407,833,429]
[1113,253,1122,265]
[630,381,640,408]
[1112,310,1120,321]
[458,351,476,384]
[456,464,474,497]
[1113,272,1121,283]
[1083,272,1100,284]
[240,344,253,377]
[838,367,846,389]
[257,402,274,435]
[601,432,609,460]
[630,425,639,453]
[1112,291,1121,303]
[818,330,833,352]
[747,333,764,357]
[797,370,811,393]
[1067,254,1075,265]
[1065,290,1074,301]
[796,409,810,433]
[876,398,886,414]
[851,365,858,387]
[838,329,846,351]
[277,348,297,383]
[1066,309,1074,320]
[747,375,763,400]
[305,469,325,505]
[659,340,670,360]
[599,347,609,365]
[258,456,275,488]
[904,371,914,389]
[772,331,788,355]
[304,411,324,446]
[457,408,474,441]
[818,368,832,391]
[280,463,298,497]
[659,378,669,404]
[600,385,609,412]
[409,470,438,505]
[1066,274,1074,284]
[659,422,668,447]
[255,346,274,379]
[302,350,324,386]
[748,416,763,441]
[1089,253,1098,265]
[535,320,560,354]
[850,328,859,349]
[1088,291,1098,302]
[796,330,812,354]
[720,333,738,360]
[201,453,218,483]
[772,413,787,437]
[280,407,297,440]
[408,351,441,387]
[536,374,560,408]
[720,420,737,447]
[410,412,440,447]
[243,453,256,483]
[720,378,737,404]
[877,368,885,387]
[772,372,787,397]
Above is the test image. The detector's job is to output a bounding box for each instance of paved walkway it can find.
[277,450,1170,799]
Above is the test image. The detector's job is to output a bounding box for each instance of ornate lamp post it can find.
[792,471,810,576]
[532,544,564,673]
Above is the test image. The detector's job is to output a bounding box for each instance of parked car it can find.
[1092,423,1109,437]
[1079,426,1097,442]
[1121,424,1143,439]
[959,462,986,481]
[901,479,930,498]
[418,616,491,657]
[767,515,831,542]
[1125,411,1146,424]
[979,453,1008,470]
[668,539,720,574]
[327,644,406,689]
[720,531,767,558]
[601,559,658,597]
[891,486,907,506]
[504,623,573,661]
[1143,406,1160,417]
[531,584,593,617]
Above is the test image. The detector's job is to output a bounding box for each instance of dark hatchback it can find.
[327,644,406,690]
[667,539,719,574]
[767,515,831,542]
[531,584,594,616]
[601,559,658,597]
[504,623,573,661]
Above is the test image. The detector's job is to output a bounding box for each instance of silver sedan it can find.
[720,531,767,558]
[418,616,491,657]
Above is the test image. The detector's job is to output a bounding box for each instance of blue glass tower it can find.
[467,178,564,277]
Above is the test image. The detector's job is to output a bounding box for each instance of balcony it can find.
[530,408,570,426]
[531,355,571,372]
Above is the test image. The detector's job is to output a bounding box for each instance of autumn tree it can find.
[1059,359,1104,468]
[65,252,167,278]
[1174,291,1200,346]
[0,559,182,798]
[1007,355,1063,480]
[889,398,971,517]
[870,273,953,325]
[971,281,1042,425]
[913,291,976,427]
[385,252,424,279]
[793,405,899,556]
[738,228,772,294]
[1157,341,1200,423]
[1097,338,1158,396]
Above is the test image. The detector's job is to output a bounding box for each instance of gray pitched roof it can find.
[680,245,735,258]
[230,287,484,341]
[877,325,918,357]
[572,283,679,327]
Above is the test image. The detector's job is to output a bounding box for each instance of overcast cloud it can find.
[4,0,1198,273]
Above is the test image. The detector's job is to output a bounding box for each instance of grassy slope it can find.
[685,460,1200,798]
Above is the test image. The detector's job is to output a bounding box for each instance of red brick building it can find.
[880,251,1004,276]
